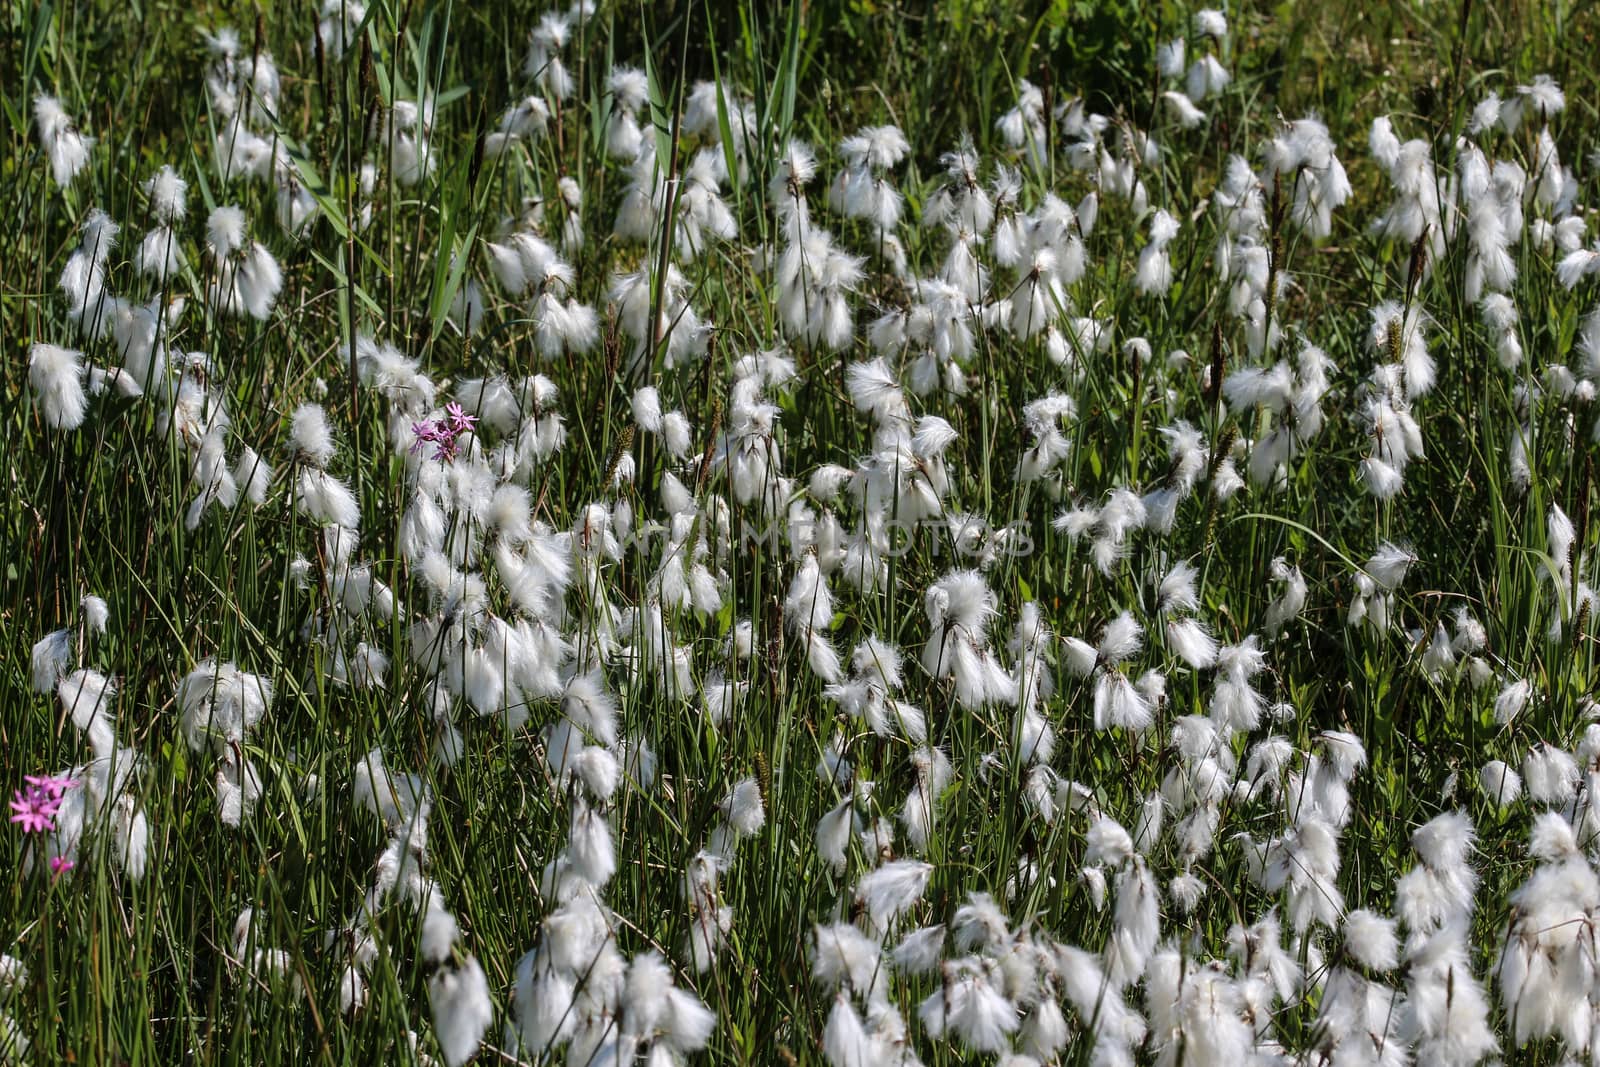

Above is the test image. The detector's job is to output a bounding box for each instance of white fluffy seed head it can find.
[207,204,248,260]
[720,777,766,839]
[29,343,88,430]
[1477,760,1521,808]
[290,403,337,466]
[1343,908,1398,970]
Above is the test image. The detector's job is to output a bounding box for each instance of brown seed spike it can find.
[695,397,723,496]
[359,37,374,102]
[1207,321,1226,414]
[754,751,771,804]
[603,425,635,490]
[1577,458,1593,560]
[1407,226,1431,301]
[1210,425,1240,479]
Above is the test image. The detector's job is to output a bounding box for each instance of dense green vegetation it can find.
[8,0,1600,1064]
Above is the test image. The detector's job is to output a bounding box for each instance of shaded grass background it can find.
[4,0,1600,1063]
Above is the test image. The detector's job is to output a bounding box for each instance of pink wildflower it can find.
[12,789,58,833]
[26,774,76,800]
[445,401,477,435]
[409,407,477,463]
[10,774,74,834]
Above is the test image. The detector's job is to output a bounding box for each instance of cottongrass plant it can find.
[14,1,1600,1065]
